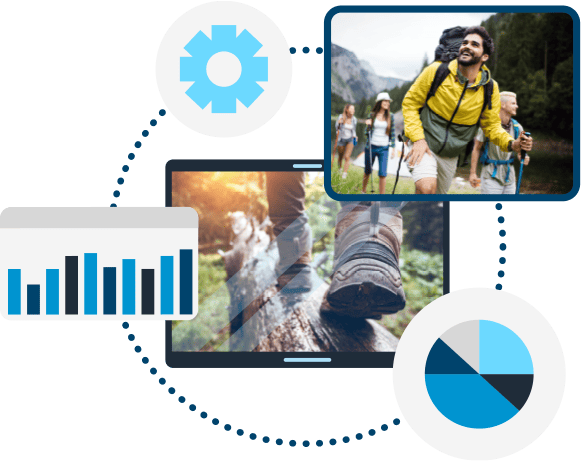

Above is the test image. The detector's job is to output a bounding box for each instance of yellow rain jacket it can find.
[402,60,513,158]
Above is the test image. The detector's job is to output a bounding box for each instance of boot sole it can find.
[326,259,406,318]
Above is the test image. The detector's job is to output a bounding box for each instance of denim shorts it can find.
[337,138,353,147]
[365,144,389,177]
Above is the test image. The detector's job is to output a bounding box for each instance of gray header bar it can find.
[0,207,198,228]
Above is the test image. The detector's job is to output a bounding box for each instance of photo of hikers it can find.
[330,12,574,195]
[171,171,444,353]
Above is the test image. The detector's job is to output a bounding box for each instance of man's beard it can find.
[458,50,483,67]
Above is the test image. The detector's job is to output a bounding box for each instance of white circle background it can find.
[156,1,292,137]
[393,288,565,460]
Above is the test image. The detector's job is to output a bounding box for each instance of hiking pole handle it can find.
[520,132,531,161]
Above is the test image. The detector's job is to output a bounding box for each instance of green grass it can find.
[378,248,443,338]
[330,157,478,195]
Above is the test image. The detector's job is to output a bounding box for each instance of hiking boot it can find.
[275,220,313,293]
[325,202,406,318]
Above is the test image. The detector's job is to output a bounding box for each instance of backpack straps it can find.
[480,79,494,117]
[426,62,450,104]
[512,119,521,139]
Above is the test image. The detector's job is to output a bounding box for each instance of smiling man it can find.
[402,26,533,194]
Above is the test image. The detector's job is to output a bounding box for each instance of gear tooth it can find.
[211,25,237,49]
[184,30,212,56]
[235,80,264,108]
[245,56,268,82]
[234,29,263,56]
[185,80,213,110]
[211,89,237,113]
[180,56,206,82]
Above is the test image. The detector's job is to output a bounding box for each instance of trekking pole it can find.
[515,132,531,195]
[392,134,405,194]
[363,105,374,194]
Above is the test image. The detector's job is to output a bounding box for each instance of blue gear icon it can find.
[180,25,268,113]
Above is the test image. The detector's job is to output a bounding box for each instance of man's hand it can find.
[512,131,533,153]
[405,139,432,167]
[469,173,481,188]
[518,153,530,166]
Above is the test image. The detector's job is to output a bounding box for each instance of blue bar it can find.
[103,267,116,315]
[46,269,59,315]
[180,250,193,315]
[27,285,40,315]
[160,256,173,315]
[8,269,21,315]
[84,253,97,315]
[123,259,135,315]
[283,358,332,363]
[293,164,322,168]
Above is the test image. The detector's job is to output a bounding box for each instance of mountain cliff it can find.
[331,43,408,102]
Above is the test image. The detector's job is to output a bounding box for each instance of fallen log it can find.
[220,212,399,352]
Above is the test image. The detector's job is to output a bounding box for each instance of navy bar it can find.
[141,269,154,315]
[179,249,193,315]
[103,267,116,315]
[27,285,40,315]
[65,256,78,315]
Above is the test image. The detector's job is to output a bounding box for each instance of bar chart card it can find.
[0,207,198,320]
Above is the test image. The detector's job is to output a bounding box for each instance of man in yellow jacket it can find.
[402,26,533,194]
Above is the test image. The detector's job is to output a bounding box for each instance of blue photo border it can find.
[324,5,579,202]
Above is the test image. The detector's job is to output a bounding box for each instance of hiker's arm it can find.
[480,83,514,151]
[402,64,437,142]
[335,115,343,132]
[469,139,483,188]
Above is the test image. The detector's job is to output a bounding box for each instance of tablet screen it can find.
[166,160,448,367]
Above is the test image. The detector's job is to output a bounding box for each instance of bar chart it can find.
[0,207,198,320]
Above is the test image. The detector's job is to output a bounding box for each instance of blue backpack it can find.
[480,119,521,182]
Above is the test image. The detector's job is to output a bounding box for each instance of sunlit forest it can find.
[172,171,444,350]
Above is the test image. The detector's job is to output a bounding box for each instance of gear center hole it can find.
[206,52,242,87]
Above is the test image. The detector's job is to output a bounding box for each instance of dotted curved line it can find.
[496,203,505,290]
[121,322,401,448]
[290,46,323,54]
[110,109,166,207]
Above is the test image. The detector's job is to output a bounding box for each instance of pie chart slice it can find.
[425,320,534,428]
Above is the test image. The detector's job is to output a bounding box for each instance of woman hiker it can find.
[362,93,396,194]
[333,104,358,179]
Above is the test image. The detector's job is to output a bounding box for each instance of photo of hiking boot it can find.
[325,202,406,318]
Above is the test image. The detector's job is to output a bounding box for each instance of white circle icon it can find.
[156,1,292,137]
[393,289,565,460]
[206,52,242,87]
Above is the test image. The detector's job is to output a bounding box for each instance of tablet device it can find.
[166,159,449,367]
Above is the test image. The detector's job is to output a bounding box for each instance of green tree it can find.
[547,56,574,137]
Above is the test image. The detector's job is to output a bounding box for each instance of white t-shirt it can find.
[336,115,358,140]
[370,119,389,146]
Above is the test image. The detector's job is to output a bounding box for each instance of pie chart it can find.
[425,320,534,429]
